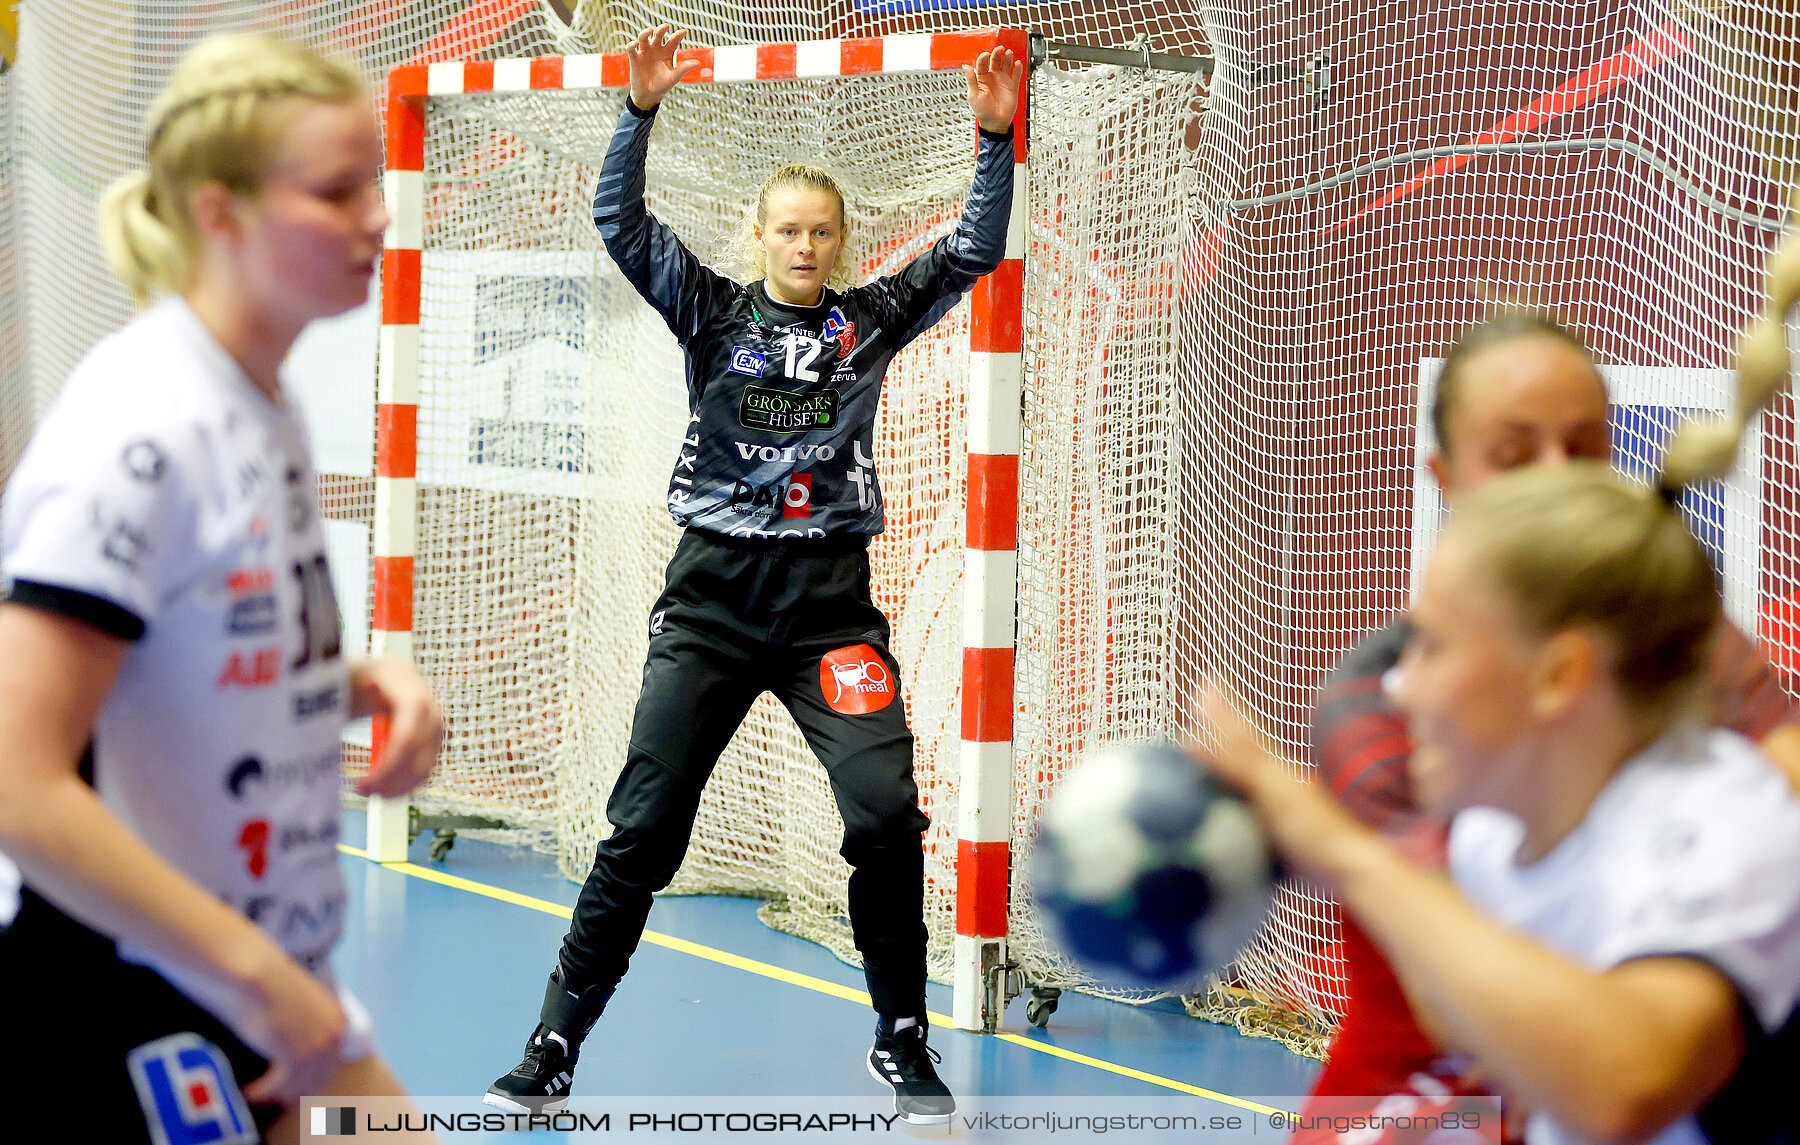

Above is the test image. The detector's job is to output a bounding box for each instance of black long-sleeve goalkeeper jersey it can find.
[593,98,1015,539]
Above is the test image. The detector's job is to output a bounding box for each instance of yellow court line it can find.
[991,1034,1286,1116]
[339,845,872,1006]
[338,843,1288,1116]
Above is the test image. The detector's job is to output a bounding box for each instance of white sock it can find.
[892,1016,921,1035]
[545,1030,570,1052]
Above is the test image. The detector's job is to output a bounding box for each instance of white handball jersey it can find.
[1451,726,1800,1145]
[1,296,351,1030]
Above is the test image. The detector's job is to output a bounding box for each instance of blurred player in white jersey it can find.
[0,32,443,1145]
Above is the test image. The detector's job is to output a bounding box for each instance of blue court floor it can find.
[331,810,1318,1140]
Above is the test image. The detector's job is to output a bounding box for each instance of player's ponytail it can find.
[1659,225,1800,495]
[98,169,184,308]
[97,33,365,305]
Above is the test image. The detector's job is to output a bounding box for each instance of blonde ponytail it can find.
[1660,220,1800,492]
[98,170,189,307]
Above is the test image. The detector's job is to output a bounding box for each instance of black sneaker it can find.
[866,1021,955,1125]
[484,1026,576,1114]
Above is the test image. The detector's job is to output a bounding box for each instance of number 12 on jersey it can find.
[784,334,823,383]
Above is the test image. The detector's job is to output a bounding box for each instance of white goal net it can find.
[7,0,1800,1058]
[405,42,1215,1014]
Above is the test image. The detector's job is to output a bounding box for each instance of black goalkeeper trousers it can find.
[556,528,932,1021]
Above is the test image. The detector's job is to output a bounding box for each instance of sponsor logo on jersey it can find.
[730,475,822,516]
[121,439,167,483]
[847,438,881,513]
[225,757,265,799]
[740,385,839,433]
[734,442,837,463]
[782,474,813,518]
[668,411,702,508]
[649,609,667,637]
[293,684,343,720]
[234,515,276,560]
[729,346,766,376]
[819,644,896,715]
[126,1032,256,1145]
[241,893,344,951]
[236,818,271,880]
[226,595,278,636]
[224,749,338,798]
[228,568,273,595]
[216,648,281,689]
[275,895,344,948]
[235,460,266,498]
[824,308,856,353]
[225,567,278,636]
[103,525,150,571]
[278,816,341,856]
[93,508,151,573]
[726,525,828,540]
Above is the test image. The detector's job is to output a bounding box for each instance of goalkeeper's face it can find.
[756,187,845,307]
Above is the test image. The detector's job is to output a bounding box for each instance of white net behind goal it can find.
[11,0,1800,1059]
[365,3,1800,1051]
[1171,1,1800,1042]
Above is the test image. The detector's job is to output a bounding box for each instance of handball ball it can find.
[1029,741,1278,992]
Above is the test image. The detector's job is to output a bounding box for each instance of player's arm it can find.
[348,657,443,798]
[1310,671,1425,836]
[592,24,727,344]
[0,601,347,1102]
[865,49,1021,343]
[1326,834,1743,1143]
[1202,687,1745,1144]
